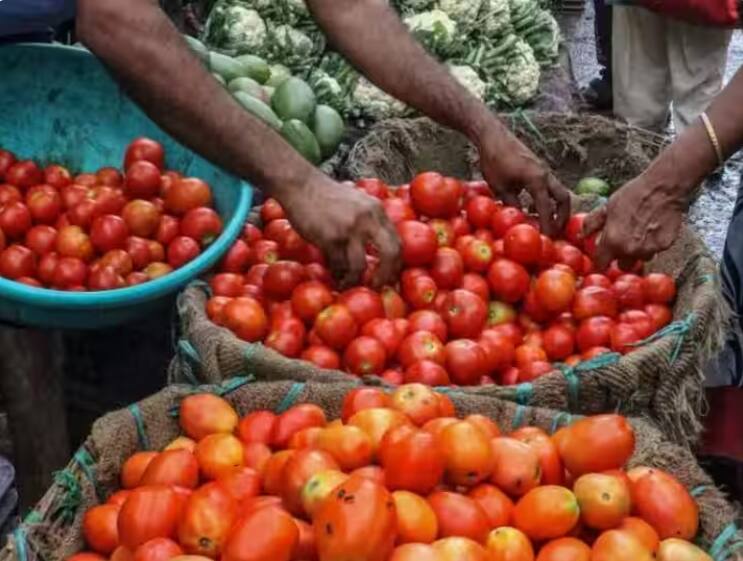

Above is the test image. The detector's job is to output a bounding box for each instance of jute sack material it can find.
[3,378,741,561]
[169,115,727,447]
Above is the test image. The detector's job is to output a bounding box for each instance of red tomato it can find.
[315,304,358,350]
[24,225,57,257]
[564,213,587,247]
[339,287,385,325]
[262,261,304,300]
[511,426,564,486]
[344,336,388,375]
[642,273,676,304]
[290,280,333,323]
[383,197,416,224]
[5,160,43,188]
[610,323,641,354]
[0,184,22,207]
[479,329,515,371]
[381,287,407,319]
[125,161,161,199]
[450,216,472,239]
[504,224,542,266]
[645,304,672,330]
[618,310,654,339]
[583,274,612,289]
[143,262,173,280]
[301,345,341,370]
[380,425,444,494]
[535,268,577,313]
[429,218,456,248]
[167,236,200,268]
[0,201,31,239]
[431,247,465,289]
[88,264,126,290]
[180,207,223,246]
[554,241,584,274]
[55,225,94,262]
[407,310,447,342]
[132,538,182,561]
[222,506,298,561]
[573,286,618,319]
[466,196,498,229]
[162,177,212,216]
[612,275,645,310]
[488,259,530,303]
[576,316,614,352]
[89,215,129,253]
[259,198,285,223]
[398,331,446,367]
[341,388,391,423]
[0,150,17,181]
[542,324,575,361]
[520,361,553,381]
[209,273,244,297]
[460,239,493,273]
[83,504,120,555]
[265,320,306,358]
[118,486,180,549]
[445,339,488,385]
[491,207,525,238]
[397,220,438,266]
[461,273,490,302]
[27,188,62,224]
[121,200,160,238]
[410,172,462,218]
[404,360,450,385]
[250,239,279,265]
[362,318,405,356]
[402,272,438,310]
[125,138,164,170]
[274,403,327,449]
[222,297,268,342]
[442,289,487,339]
[428,491,490,543]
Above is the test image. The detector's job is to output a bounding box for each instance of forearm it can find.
[307,0,503,143]
[75,0,318,200]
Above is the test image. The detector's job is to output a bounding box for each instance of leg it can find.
[667,23,732,134]
[612,6,672,132]
[594,0,612,80]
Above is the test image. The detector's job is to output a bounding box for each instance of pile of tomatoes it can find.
[0,138,222,290]
[71,384,709,561]
[205,173,677,386]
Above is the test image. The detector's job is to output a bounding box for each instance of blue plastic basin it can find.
[0,44,252,328]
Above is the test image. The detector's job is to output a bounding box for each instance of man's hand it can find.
[479,126,571,237]
[278,172,401,289]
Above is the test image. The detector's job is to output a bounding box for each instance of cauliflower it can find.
[309,69,350,114]
[404,10,458,57]
[263,24,324,71]
[449,64,487,100]
[392,0,436,14]
[204,4,267,53]
[489,38,540,106]
[479,0,512,38]
[270,24,314,56]
[352,78,409,120]
[437,0,482,31]
[521,10,561,66]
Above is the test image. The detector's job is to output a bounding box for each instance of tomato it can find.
[0,201,31,239]
[557,414,635,476]
[140,449,199,489]
[612,274,645,310]
[438,421,494,487]
[508,427,562,487]
[300,345,340,370]
[132,538,182,561]
[313,425,370,472]
[442,340,486,385]
[125,138,164,170]
[120,452,158,489]
[179,393,238,441]
[87,215,128,254]
[281,448,340,515]
[163,437,196,454]
[405,360,450,385]
[143,262,173,280]
[93,167,122,187]
[160,177,212,217]
[181,207,223,246]
[314,476,397,561]
[98,249,133,277]
[288,281,331,324]
[362,318,405,356]
[218,238,251,273]
[27,188,62,224]
[514,344,547,369]
[428,491,490,543]
[402,272,438,309]
[195,433,245,481]
[397,220,438,266]
[378,425,444,494]
[591,530,653,561]
[223,506,298,561]
[512,486,579,541]
[0,150,17,181]
[563,213,586,246]
[260,198,286,223]
[118,486,180,549]
[123,161,160,199]
[410,173,462,218]
[617,518,660,553]
[207,273,242,298]
[575,316,614,352]
[355,178,389,199]
[503,224,542,266]
[459,240,492,274]
[466,196,497,229]
[383,198,416,224]
[6,160,43,188]
[571,286,617,320]
[488,259,530,303]
[642,273,676,304]
[348,408,410,455]
[119,200,159,238]
[484,527,534,561]
[434,537,489,561]
[532,268,575,314]
[220,297,267,342]
[352,465,387,486]
[465,485,512,529]
[314,304,358,349]
[83,504,120,555]
[382,287,408,319]
[263,262,304,301]
[430,247,464,289]
[631,469,698,540]
[301,469,349,518]
[390,383,441,425]
[618,310,654,339]
[341,388,391,422]
[0,244,36,279]
[392,491,439,544]
[542,325,575,361]
[553,242,584,274]
[338,286,384,325]
[176,482,237,557]
[644,303,672,331]
[657,539,714,561]
[262,451,295,496]
[490,437,541,496]
[442,289,487,339]
[273,404,327,449]
[148,240,166,263]
[107,490,133,508]
[572,473,630,531]
[398,331,446,367]
[519,361,553,381]
[536,537,591,561]
[0,184,22,207]
[289,426,323,449]
[491,207,525,238]
[610,323,641,354]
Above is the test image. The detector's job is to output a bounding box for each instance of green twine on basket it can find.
[215,375,254,397]
[632,312,696,363]
[51,470,82,524]
[696,273,717,287]
[177,339,201,385]
[23,511,41,525]
[556,364,580,410]
[73,447,105,503]
[243,344,260,373]
[511,405,527,430]
[128,404,150,451]
[709,523,740,561]
[690,485,711,497]
[13,527,28,561]
[515,383,533,406]
[549,412,573,434]
[276,382,306,414]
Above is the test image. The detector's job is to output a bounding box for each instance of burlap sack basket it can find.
[3,378,741,561]
[170,113,727,447]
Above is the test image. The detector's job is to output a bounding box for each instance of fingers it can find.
[341,236,367,290]
[326,242,350,288]
[369,214,402,288]
[492,183,520,208]
[592,230,616,272]
[548,175,571,233]
[527,176,558,238]
[582,206,608,237]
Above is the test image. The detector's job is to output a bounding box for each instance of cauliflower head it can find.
[448,64,487,100]
[352,78,409,120]
[204,5,267,52]
[479,0,512,37]
[491,38,540,106]
[404,9,458,57]
[437,0,482,31]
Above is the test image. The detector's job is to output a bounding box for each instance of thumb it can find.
[582,206,608,238]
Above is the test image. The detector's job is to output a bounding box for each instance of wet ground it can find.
[563,2,743,258]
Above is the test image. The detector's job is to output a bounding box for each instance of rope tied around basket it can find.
[51,470,82,524]
[128,404,151,451]
[73,447,104,503]
[632,312,697,363]
[709,523,742,561]
[168,376,255,418]
[276,382,307,414]
[555,352,622,409]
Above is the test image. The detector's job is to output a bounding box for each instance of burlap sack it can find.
[3,378,741,561]
[169,115,727,447]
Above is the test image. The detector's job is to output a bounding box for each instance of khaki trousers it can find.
[612,6,732,134]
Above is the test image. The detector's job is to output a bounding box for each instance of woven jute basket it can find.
[169,114,728,447]
[2,378,741,561]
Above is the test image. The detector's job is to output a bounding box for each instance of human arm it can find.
[75,0,400,287]
[583,67,743,269]
[307,0,571,235]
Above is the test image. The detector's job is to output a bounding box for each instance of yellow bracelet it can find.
[700,111,725,167]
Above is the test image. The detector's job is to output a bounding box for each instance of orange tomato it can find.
[217,467,261,508]
[293,519,317,561]
[195,434,245,480]
[288,427,323,450]
[391,383,441,425]
[428,491,490,543]
[263,450,295,495]
[467,484,514,527]
[351,465,387,486]
[380,425,445,495]
[314,476,397,561]
[273,404,327,449]
[626,466,654,484]
[281,448,340,516]
[573,473,630,530]
[514,345,547,368]
[513,486,579,541]
[438,421,494,487]
[242,442,271,477]
[121,452,158,489]
[240,496,284,518]
[393,491,438,544]
[485,527,534,561]
[316,425,373,471]
[178,482,237,558]
[118,485,180,549]
[617,517,660,553]
[140,449,199,489]
[630,469,698,540]
[464,415,501,439]
[656,538,713,561]
[237,410,277,445]
[556,415,635,476]
[437,394,456,417]
[348,408,410,455]
[301,470,349,518]
[164,437,197,453]
[341,388,391,423]
[83,504,120,555]
[69,554,107,561]
[222,507,298,561]
[110,547,134,561]
[491,437,541,496]
[510,426,564,486]
[133,538,183,561]
[591,530,653,561]
[108,491,132,508]
[422,417,458,440]
[535,537,590,561]
[433,537,489,561]
[390,544,442,561]
[179,394,238,441]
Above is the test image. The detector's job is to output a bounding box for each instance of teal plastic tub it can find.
[0,44,252,328]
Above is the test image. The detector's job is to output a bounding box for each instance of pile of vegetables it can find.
[199,0,562,116]
[185,35,345,164]
[70,390,712,561]
[205,174,677,386]
[0,138,223,291]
